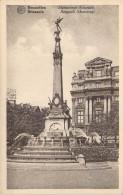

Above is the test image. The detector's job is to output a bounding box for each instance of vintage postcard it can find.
[0,0,123,194]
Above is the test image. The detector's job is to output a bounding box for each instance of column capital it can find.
[104,95,107,97]
[89,96,93,100]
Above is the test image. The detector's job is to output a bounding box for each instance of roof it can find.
[111,66,119,70]
[85,57,112,66]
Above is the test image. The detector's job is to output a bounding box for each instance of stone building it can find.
[7,88,16,105]
[70,57,119,132]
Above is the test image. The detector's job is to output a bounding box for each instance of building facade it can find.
[7,88,16,105]
[70,57,119,132]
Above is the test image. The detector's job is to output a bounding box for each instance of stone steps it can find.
[7,158,78,163]
[15,150,72,155]
[11,154,75,158]
[8,155,78,163]
[9,154,76,159]
[8,145,78,164]
[23,146,70,151]
[44,143,62,147]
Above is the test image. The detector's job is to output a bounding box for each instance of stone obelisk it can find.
[53,19,63,104]
[44,18,71,137]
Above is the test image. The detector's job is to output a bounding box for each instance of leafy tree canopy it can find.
[89,102,119,137]
[7,101,49,144]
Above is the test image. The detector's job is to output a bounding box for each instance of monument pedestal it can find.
[44,110,70,137]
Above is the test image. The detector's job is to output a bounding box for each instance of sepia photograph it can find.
[0,1,122,194]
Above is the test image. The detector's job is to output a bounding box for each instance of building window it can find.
[116,82,119,87]
[96,70,101,77]
[78,98,83,103]
[77,111,84,123]
[115,96,119,101]
[78,85,83,90]
[79,74,83,80]
[97,97,100,103]
[115,71,119,76]
[95,110,102,123]
[96,83,101,88]
[73,85,78,90]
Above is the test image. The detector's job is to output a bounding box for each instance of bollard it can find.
[77,154,85,166]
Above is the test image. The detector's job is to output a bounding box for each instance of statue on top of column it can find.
[54,17,63,32]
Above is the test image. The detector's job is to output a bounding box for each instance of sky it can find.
[7,5,119,110]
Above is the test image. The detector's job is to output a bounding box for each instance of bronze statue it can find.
[53,17,63,32]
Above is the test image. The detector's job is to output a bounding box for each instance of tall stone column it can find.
[72,99,75,124]
[89,97,92,122]
[108,96,111,114]
[85,97,89,124]
[104,95,107,114]
[53,30,63,103]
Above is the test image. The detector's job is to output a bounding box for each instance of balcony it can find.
[71,75,112,86]
[71,84,113,92]
[71,79,85,85]
[83,86,113,92]
[85,75,111,81]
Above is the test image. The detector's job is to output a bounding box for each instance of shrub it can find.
[71,146,118,162]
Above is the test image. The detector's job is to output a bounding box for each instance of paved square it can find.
[7,162,118,189]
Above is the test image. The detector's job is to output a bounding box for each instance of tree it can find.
[89,114,108,137]
[88,102,119,140]
[7,102,50,144]
[108,102,119,140]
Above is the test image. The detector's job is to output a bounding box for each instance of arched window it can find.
[77,110,84,123]
[79,74,83,80]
